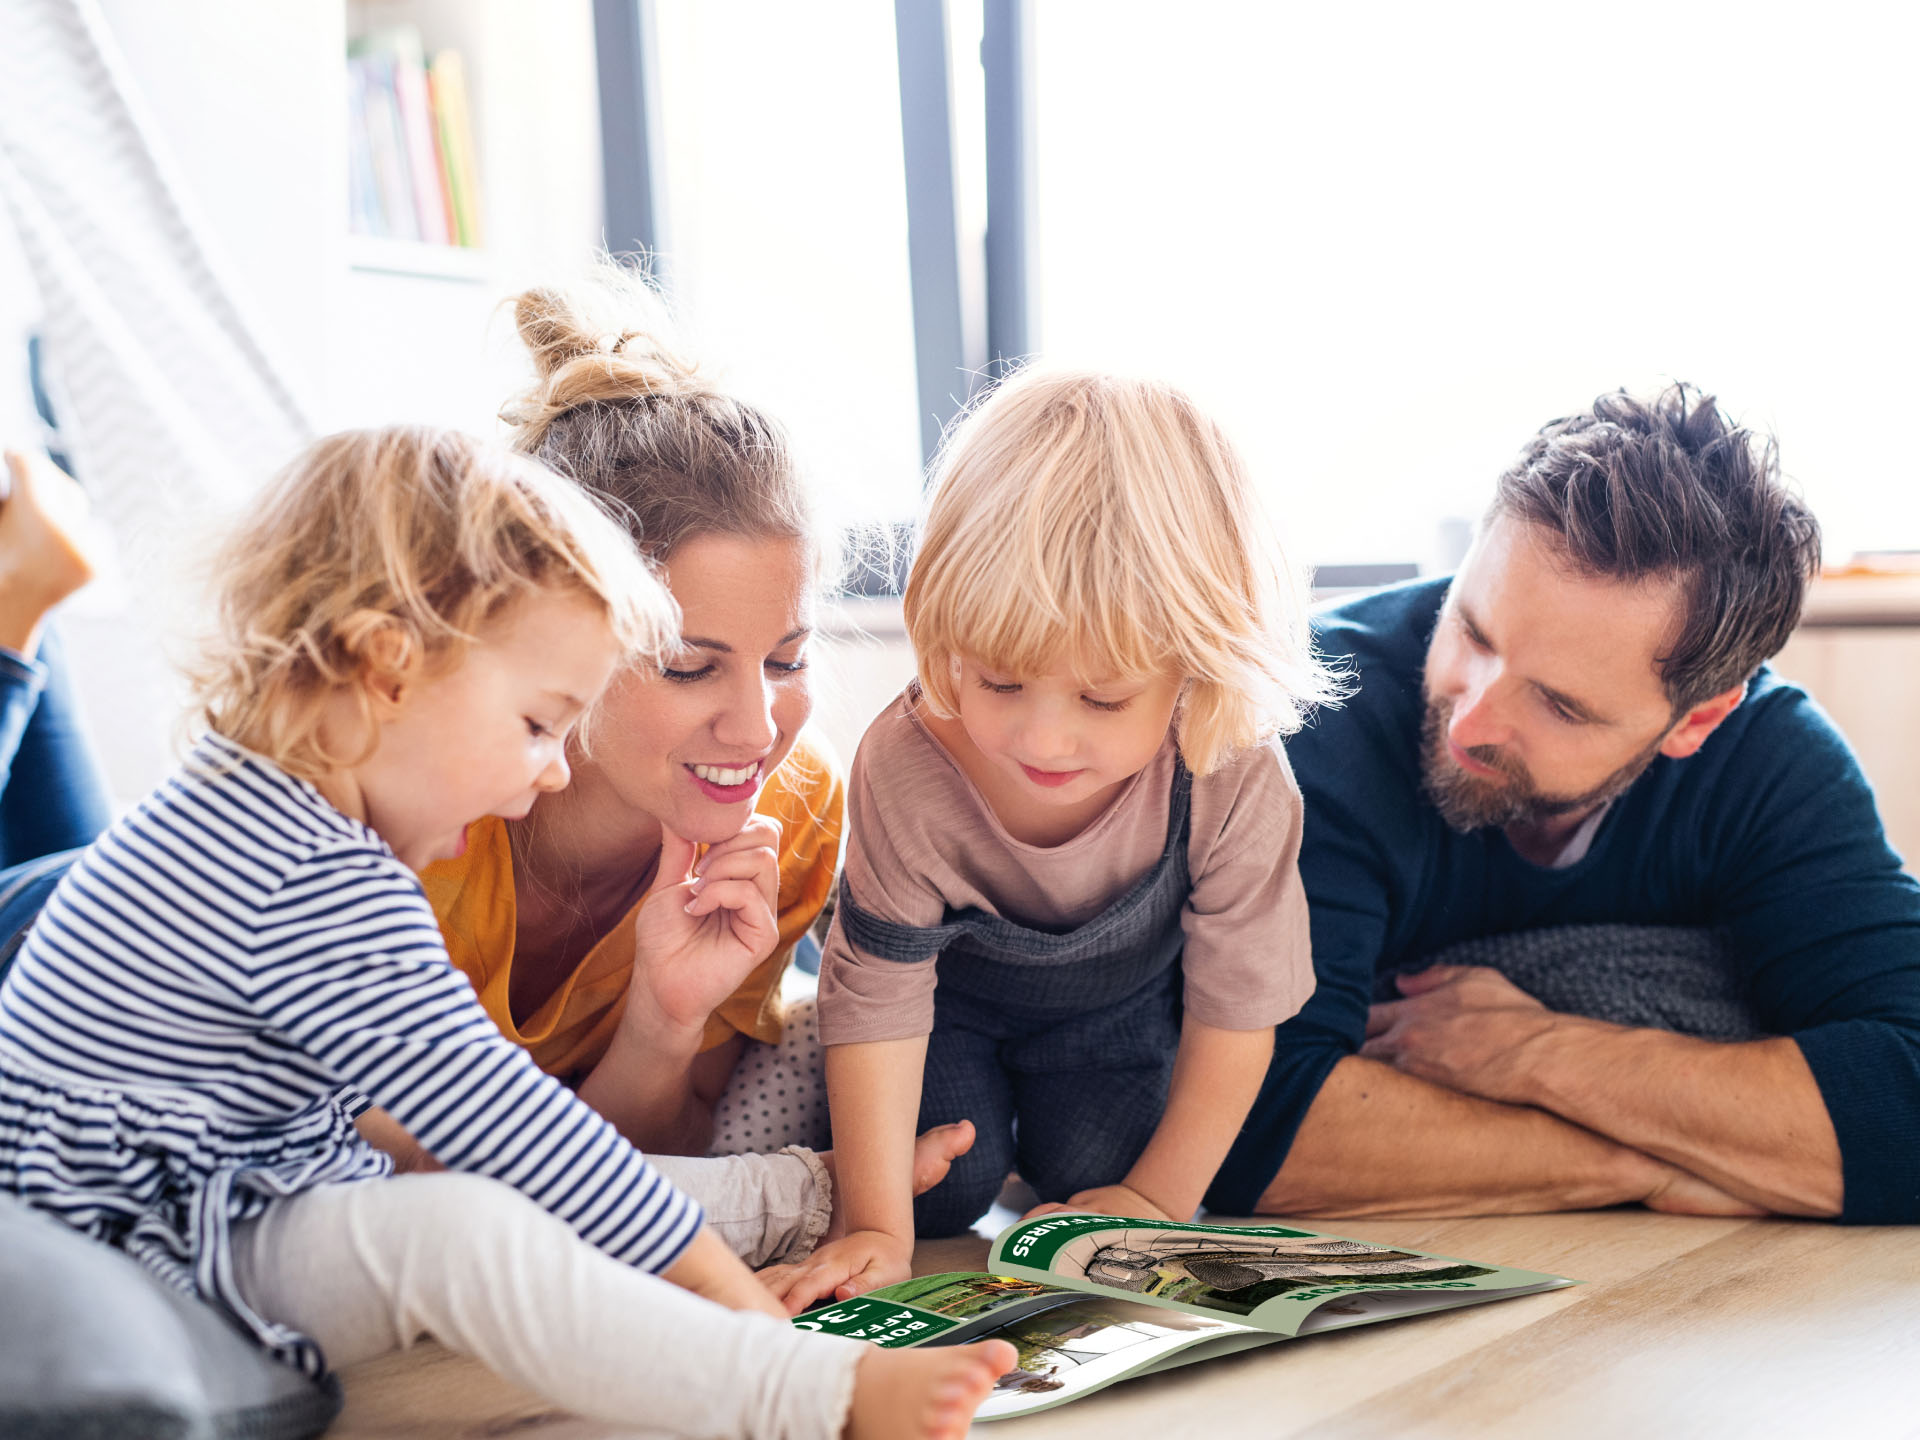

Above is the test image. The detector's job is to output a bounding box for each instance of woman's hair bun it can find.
[502,258,707,451]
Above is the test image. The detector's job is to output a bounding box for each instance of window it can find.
[649,1,926,529]
[1031,3,1920,565]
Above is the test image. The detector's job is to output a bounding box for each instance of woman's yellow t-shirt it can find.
[421,733,844,1080]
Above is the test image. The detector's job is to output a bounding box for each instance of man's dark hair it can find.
[1488,382,1823,712]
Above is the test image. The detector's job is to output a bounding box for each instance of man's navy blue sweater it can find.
[1209,578,1920,1223]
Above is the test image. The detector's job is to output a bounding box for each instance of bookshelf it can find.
[344,10,485,264]
[343,235,490,283]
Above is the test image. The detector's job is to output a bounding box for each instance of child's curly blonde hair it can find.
[905,368,1343,775]
[188,426,675,781]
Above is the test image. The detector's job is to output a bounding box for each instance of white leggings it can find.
[230,1151,861,1440]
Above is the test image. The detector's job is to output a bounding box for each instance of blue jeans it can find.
[0,627,108,973]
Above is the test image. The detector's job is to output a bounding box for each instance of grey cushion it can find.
[1382,923,1766,1042]
[0,1193,340,1440]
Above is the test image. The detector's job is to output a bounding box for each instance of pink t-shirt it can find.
[817,690,1316,1046]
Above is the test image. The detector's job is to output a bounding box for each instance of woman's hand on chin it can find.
[627,815,783,1038]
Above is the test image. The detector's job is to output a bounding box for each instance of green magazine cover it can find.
[792,1215,1574,1421]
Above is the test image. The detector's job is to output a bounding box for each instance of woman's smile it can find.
[686,758,766,803]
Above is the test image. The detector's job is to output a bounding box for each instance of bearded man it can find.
[1207,384,1920,1225]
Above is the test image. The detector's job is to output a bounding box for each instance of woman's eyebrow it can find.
[679,626,811,654]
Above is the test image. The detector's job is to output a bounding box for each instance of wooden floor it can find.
[332,1208,1920,1438]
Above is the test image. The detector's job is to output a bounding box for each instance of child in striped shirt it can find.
[0,428,1010,1440]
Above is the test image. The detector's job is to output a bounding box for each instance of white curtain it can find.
[0,0,312,565]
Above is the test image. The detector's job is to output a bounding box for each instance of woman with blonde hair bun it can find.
[358,261,960,1171]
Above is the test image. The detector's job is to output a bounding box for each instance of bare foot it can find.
[909,1119,974,1197]
[844,1339,1016,1440]
[821,1120,975,1242]
[0,450,99,656]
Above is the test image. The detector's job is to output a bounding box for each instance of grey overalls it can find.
[837,760,1195,1236]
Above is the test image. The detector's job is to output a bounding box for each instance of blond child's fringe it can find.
[905,367,1347,776]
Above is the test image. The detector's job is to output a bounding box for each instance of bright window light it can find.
[650,0,925,529]
[1032,2,1920,567]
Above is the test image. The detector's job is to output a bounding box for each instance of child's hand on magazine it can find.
[1023,1182,1173,1223]
[629,821,781,1035]
[759,1230,913,1315]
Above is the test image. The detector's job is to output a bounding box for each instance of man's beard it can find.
[1418,694,1664,835]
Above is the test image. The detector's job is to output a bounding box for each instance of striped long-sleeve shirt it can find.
[0,731,700,1368]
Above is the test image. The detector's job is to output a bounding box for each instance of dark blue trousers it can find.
[911,967,1182,1237]
[0,628,107,971]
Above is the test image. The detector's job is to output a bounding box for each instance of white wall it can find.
[92,0,344,409]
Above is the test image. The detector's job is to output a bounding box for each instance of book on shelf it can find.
[346,25,482,250]
[428,50,483,249]
[792,1213,1575,1422]
[343,59,381,238]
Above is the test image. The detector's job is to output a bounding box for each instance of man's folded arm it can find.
[1702,692,1920,1223]
[1215,1031,1756,1218]
[1489,1024,1842,1217]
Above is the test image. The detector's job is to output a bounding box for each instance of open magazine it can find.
[792,1214,1575,1421]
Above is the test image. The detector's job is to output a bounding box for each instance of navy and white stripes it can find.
[0,731,700,1373]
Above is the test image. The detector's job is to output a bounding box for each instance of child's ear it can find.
[354,622,422,717]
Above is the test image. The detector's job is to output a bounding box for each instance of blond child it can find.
[0,428,1009,1439]
[768,370,1338,1312]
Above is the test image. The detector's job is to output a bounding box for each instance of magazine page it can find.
[793,1275,1271,1422]
[793,1272,1084,1347]
[987,1214,1575,1337]
[964,1295,1272,1421]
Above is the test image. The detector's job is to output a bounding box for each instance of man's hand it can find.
[1023,1182,1173,1224]
[1361,965,1567,1104]
[627,817,781,1038]
[759,1229,913,1315]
